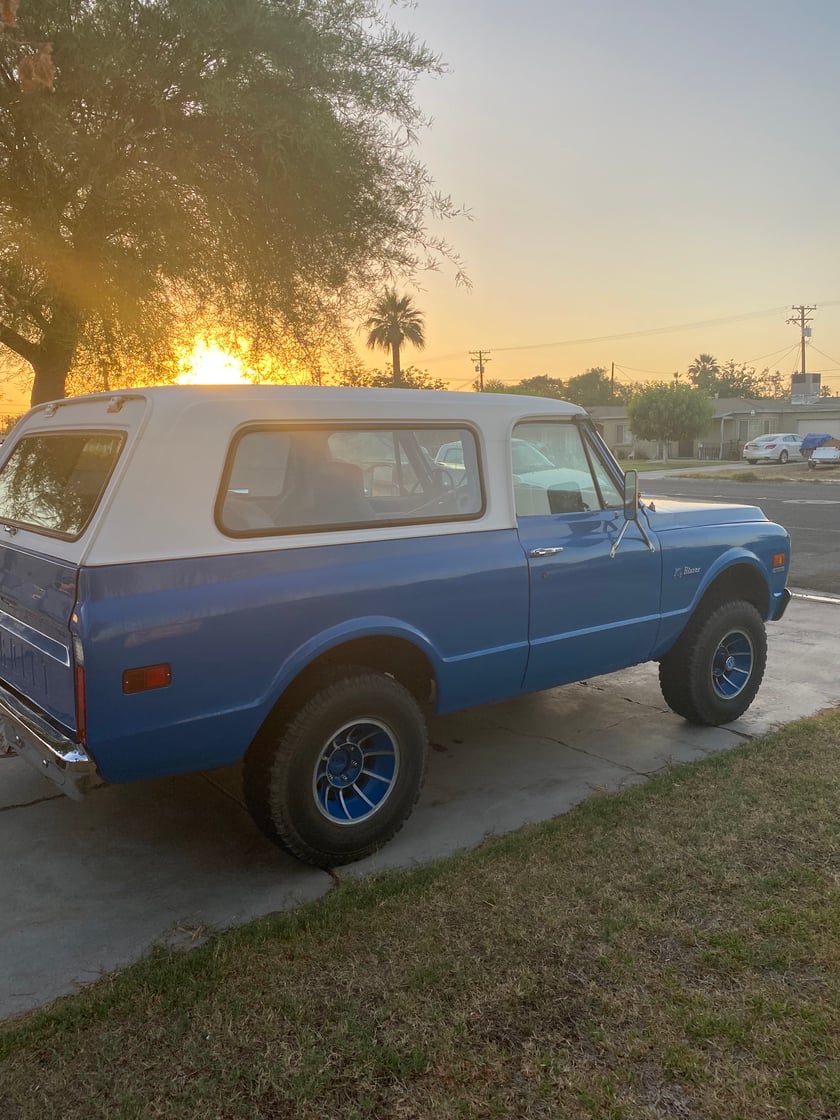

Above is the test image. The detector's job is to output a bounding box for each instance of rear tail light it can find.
[72,634,87,746]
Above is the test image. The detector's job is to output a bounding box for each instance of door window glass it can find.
[511,422,622,516]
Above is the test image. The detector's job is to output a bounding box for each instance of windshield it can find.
[511,440,554,473]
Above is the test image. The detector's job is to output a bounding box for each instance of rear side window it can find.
[219,425,484,535]
[0,431,124,538]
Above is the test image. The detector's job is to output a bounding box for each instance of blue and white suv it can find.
[0,387,791,866]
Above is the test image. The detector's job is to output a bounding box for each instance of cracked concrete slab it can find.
[1,597,839,1021]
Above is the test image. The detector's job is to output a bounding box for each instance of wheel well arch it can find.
[264,635,438,730]
[696,562,769,619]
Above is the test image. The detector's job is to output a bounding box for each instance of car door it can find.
[513,420,662,692]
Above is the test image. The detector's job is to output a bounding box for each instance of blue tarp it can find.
[800,433,835,452]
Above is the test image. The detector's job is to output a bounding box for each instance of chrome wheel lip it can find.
[312,718,400,826]
[711,628,754,700]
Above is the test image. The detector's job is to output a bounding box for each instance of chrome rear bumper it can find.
[0,683,97,799]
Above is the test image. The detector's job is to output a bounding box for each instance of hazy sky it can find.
[4,0,838,412]
[391,0,840,393]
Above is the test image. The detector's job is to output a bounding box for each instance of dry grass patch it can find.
[672,464,835,483]
[1,712,839,1119]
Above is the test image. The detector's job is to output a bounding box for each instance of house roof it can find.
[589,396,840,421]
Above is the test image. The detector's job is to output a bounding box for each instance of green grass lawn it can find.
[2,711,839,1119]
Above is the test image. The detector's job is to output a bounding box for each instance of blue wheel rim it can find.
[313,719,399,825]
[711,629,754,700]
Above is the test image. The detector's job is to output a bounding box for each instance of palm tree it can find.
[687,354,720,393]
[364,289,425,386]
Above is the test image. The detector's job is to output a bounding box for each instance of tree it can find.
[363,289,426,386]
[627,383,713,462]
[687,354,721,393]
[687,354,765,399]
[508,375,568,399]
[474,377,509,393]
[338,363,445,391]
[563,366,625,406]
[0,0,461,404]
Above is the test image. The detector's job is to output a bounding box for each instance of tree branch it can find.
[0,320,39,365]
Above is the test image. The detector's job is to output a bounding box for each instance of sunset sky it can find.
[391,0,840,394]
[4,0,839,411]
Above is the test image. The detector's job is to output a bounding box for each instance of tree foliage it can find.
[363,289,425,386]
[0,0,462,404]
[686,354,788,400]
[337,364,445,391]
[478,368,631,405]
[627,383,713,457]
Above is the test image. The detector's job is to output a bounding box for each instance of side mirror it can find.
[611,468,655,558]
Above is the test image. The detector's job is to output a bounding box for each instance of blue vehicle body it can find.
[0,387,791,829]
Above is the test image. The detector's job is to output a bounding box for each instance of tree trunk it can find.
[391,341,402,386]
[29,306,81,406]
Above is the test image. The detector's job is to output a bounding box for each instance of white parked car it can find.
[742,433,804,465]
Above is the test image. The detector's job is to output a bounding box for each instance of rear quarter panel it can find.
[77,531,529,783]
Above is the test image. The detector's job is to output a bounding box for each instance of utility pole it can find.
[610,361,615,398]
[470,349,491,391]
[787,305,816,376]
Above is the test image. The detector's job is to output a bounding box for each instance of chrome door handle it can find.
[528,547,564,557]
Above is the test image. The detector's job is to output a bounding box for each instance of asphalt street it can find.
[641,474,840,595]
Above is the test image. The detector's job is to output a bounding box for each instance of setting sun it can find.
[177,339,253,386]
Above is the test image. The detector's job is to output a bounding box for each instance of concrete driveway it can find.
[2,595,839,1021]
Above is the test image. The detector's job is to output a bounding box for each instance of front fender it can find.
[652,546,774,658]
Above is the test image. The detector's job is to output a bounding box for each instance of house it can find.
[589,397,840,461]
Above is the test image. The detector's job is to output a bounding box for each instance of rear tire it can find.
[243,667,428,867]
[659,599,767,725]
[747,459,757,465]
[779,450,789,464]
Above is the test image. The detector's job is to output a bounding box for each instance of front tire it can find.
[244,668,428,867]
[747,459,757,465]
[659,600,767,725]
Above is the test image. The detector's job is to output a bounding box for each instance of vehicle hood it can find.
[640,496,767,531]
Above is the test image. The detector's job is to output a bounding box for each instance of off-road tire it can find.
[658,599,767,726]
[243,666,428,867]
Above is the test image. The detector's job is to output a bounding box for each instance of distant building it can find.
[589,395,840,461]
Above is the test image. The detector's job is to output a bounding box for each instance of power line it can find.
[808,344,840,369]
[742,342,802,366]
[423,299,840,365]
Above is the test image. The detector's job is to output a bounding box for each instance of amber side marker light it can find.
[772,552,787,568]
[122,664,172,694]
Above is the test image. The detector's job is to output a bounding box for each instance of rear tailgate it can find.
[0,397,146,735]
[0,543,78,730]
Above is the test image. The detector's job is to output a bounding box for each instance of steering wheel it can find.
[429,467,456,491]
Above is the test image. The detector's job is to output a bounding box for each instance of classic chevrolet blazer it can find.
[0,386,790,866]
